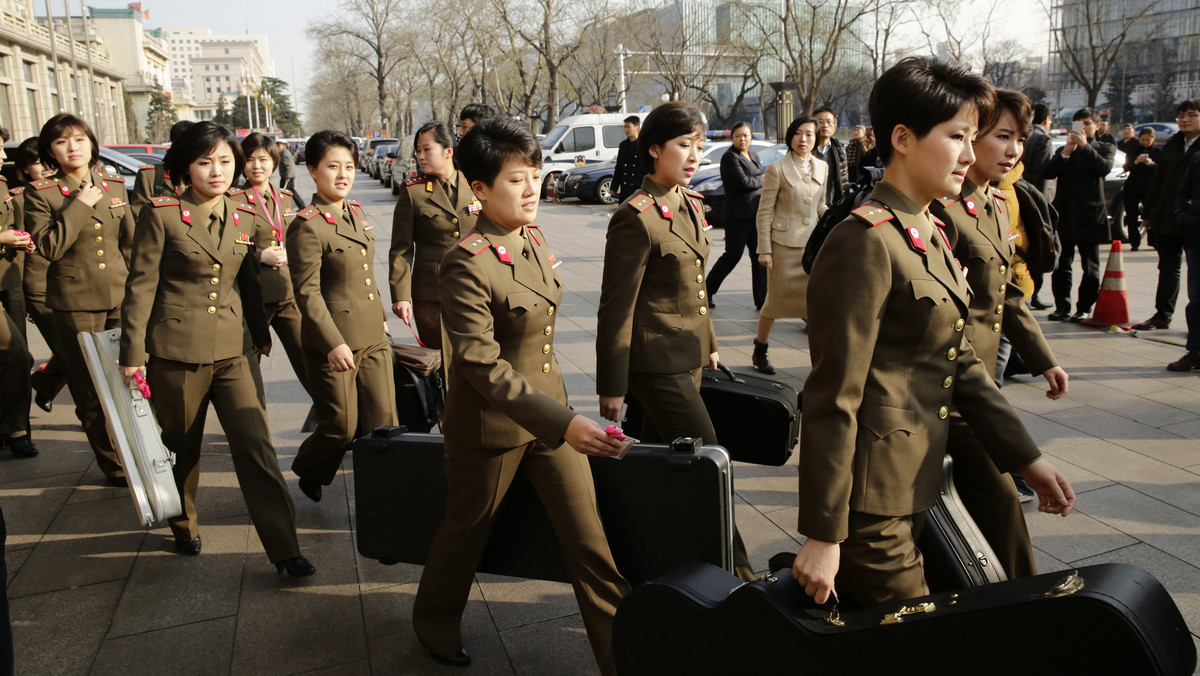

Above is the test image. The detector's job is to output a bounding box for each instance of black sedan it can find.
[689,143,788,228]
[555,161,618,204]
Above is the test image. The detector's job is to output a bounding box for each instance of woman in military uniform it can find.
[237,132,310,399]
[286,130,397,503]
[792,58,1076,607]
[25,114,133,484]
[752,115,829,374]
[594,101,754,581]
[388,121,478,349]
[412,118,627,674]
[931,89,1070,582]
[0,137,36,457]
[117,122,313,576]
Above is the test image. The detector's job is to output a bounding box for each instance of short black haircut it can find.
[1139,126,1156,138]
[813,106,835,118]
[638,101,707,173]
[1032,102,1051,126]
[15,137,41,184]
[731,120,753,136]
[784,116,816,153]
[1177,98,1200,115]
[987,89,1033,138]
[456,117,541,187]
[624,115,641,126]
[459,103,497,125]
[868,57,996,166]
[0,126,9,143]
[1072,107,1094,122]
[415,121,455,150]
[38,113,100,173]
[305,130,359,167]
[241,132,279,173]
[163,121,245,188]
[169,120,194,143]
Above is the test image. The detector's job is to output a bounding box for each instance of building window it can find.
[0,84,11,129]
[26,88,37,128]
[224,48,229,54]
[224,64,229,70]
[23,61,35,83]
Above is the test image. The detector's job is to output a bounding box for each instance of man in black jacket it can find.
[1046,107,1116,322]
[1024,103,1055,309]
[1122,127,1159,252]
[611,116,644,204]
[1133,98,1200,333]
[812,106,848,204]
[1170,151,1200,370]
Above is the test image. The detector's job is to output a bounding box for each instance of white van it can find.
[539,112,646,196]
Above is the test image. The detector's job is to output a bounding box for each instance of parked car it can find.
[389,137,418,195]
[97,146,143,192]
[105,143,168,157]
[375,142,399,182]
[361,136,399,172]
[122,152,163,166]
[688,142,787,227]
[538,112,647,197]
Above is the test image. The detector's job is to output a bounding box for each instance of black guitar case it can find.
[613,562,1196,676]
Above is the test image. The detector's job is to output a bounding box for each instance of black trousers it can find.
[1052,240,1101,313]
[1123,184,1147,249]
[705,216,767,310]
[1149,232,1185,321]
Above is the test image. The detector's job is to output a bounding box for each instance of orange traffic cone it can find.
[545,173,557,203]
[1082,240,1134,329]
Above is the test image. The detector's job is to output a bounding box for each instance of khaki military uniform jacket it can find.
[798,181,1042,544]
[932,179,1056,374]
[119,191,270,366]
[439,215,575,449]
[26,170,135,312]
[239,184,299,305]
[596,177,718,396]
[286,198,388,354]
[0,177,22,292]
[756,153,828,252]
[389,172,479,304]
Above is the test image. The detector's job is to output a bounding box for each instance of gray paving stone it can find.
[1024,506,1137,564]
[734,496,798,575]
[4,546,29,588]
[500,613,599,676]
[9,579,123,675]
[1051,378,1199,428]
[1048,440,1200,515]
[1030,545,1071,576]
[0,472,76,548]
[92,615,237,675]
[476,574,578,632]
[1046,407,1200,468]
[1071,484,1200,566]
[107,517,250,638]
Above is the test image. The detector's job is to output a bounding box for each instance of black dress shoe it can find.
[1132,315,1170,330]
[1029,297,1051,310]
[34,393,52,412]
[298,479,322,502]
[7,434,38,456]
[275,555,316,577]
[1047,309,1070,321]
[1069,311,1090,323]
[175,536,202,556]
[429,649,471,667]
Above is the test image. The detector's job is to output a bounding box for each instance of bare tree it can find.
[1048,0,1157,109]
[306,51,376,135]
[563,6,629,110]
[982,39,1037,90]
[492,0,583,130]
[309,0,408,134]
[914,0,999,66]
[859,0,912,80]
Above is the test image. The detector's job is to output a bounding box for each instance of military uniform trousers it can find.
[0,311,32,437]
[946,413,1036,579]
[413,438,630,676]
[23,294,67,404]
[412,300,443,351]
[52,308,123,479]
[147,353,300,561]
[292,339,397,486]
[264,298,313,399]
[628,368,756,582]
[0,286,25,343]
[836,511,930,606]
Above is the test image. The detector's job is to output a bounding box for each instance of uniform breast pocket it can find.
[154,303,186,325]
[909,279,949,307]
[327,300,352,315]
[507,291,541,316]
[52,263,78,280]
[656,242,692,260]
[967,244,996,266]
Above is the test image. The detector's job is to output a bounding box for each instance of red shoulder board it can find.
[103,172,124,183]
[31,179,60,191]
[9,186,24,196]
[682,187,704,200]
[457,232,491,256]
[404,176,424,186]
[991,188,1007,201]
[150,196,180,207]
[298,205,322,220]
[627,191,653,213]
[228,188,245,197]
[280,188,294,197]
[236,203,258,215]
[139,164,154,172]
[936,195,959,208]
[849,201,894,226]
[527,224,544,247]
[348,200,362,207]
[0,175,7,184]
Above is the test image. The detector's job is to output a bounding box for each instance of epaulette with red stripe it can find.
[456,232,490,256]
[297,205,321,220]
[280,188,293,197]
[850,201,894,226]
[235,203,258,215]
[405,176,425,186]
[9,186,24,196]
[103,172,124,183]
[138,164,154,172]
[31,179,59,191]
[936,195,959,208]
[228,188,245,196]
[991,188,1007,200]
[627,191,653,213]
[682,187,704,199]
[150,196,180,207]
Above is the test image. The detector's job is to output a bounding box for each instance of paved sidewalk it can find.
[4,177,1199,674]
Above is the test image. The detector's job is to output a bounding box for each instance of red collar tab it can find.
[905,225,926,252]
[232,211,240,228]
[494,243,513,264]
[659,203,673,220]
[100,181,110,191]
[965,199,976,216]
[181,208,192,225]
[322,211,336,224]
[60,185,70,196]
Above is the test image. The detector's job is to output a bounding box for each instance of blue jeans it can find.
[1186,246,1200,356]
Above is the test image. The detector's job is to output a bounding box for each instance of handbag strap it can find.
[403,316,427,348]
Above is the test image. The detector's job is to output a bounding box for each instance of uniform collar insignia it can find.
[659,203,672,220]
[905,225,926,252]
[965,199,976,216]
[494,243,513,264]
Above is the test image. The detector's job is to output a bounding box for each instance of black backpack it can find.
[802,167,882,274]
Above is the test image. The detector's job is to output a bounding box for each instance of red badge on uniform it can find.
[232,212,241,228]
[237,232,253,246]
[548,253,561,269]
[965,199,976,216]
[659,203,672,220]
[906,226,926,252]
[60,185,70,196]
[703,220,713,231]
[495,244,513,264]
[322,211,336,224]
[101,181,110,191]
[181,209,192,225]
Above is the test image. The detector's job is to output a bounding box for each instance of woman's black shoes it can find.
[6,434,38,456]
[275,555,316,577]
[752,340,775,375]
[298,479,322,502]
[175,536,202,556]
[429,649,471,667]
